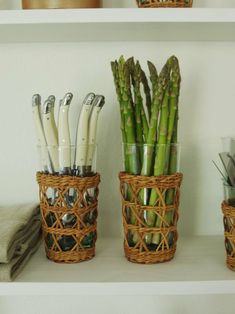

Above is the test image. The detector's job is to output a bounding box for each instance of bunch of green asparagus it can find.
[111,55,181,246]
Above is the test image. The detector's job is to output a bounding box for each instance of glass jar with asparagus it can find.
[111,56,183,264]
[32,92,104,263]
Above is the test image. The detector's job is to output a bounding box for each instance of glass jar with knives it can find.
[214,137,235,271]
[32,92,104,263]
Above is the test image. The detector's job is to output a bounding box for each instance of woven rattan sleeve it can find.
[222,201,235,271]
[136,0,193,8]
[36,172,100,263]
[119,172,183,264]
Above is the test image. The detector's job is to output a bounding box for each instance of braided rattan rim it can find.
[221,201,235,271]
[37,172,100,189]
[119,172,183,264]
[119,172,183,188]
[136,0,193,8]
[36,172,100,263]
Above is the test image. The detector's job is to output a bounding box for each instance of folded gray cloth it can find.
[0,203,41,263]
[0,228,41,281]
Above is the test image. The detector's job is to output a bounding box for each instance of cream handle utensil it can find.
[74,92,95,176]
[58,92,73,175]
[32,94,52,173]
[86,95,105,173]
[47,95,57,140]
[42,99,59,173]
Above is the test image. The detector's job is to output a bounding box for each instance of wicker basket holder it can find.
[221,201,235,271]
[22,0,101,9]
[36,172,100,263]
[119,172,183,264]
[136,0,193,8]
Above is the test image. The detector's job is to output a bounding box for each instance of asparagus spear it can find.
[129,59,150,164]
[137,62,159,216]
[129,60,151,239]
[142,62,170,244]
[121,57,144,243]
[153,85,170,176]
[162,58,181,244]
[136,62,149,144]
[147,61,158,121]
[166,56,180,148]
[140,62,168,177]
[112,57,139,244]
[111,60,129,172]
[118,56,140,175]
[152,56,181,245]
[128,58,144,149]
[161,56,180,186]
[145,84,170,244]
[165,110,179,203]
[141,68,151,123]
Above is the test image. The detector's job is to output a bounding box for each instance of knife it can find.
[32,94,51,173]
[47,95,57,140]
[227,153,235,186]
[58,92,73,175]
[42,99,59,173]
[74,92,95,176]
[85,95,105,174]
[219,152,235,187]
[212,160,229,183]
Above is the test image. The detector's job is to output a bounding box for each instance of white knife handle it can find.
[75,107,91,167]
[58,96,72,173]
[75,94,95,169]
[43,100,59,173]
[86,95,105,168]
[86,106,101,166]
[32,95,51,173]
[47,95,58,142]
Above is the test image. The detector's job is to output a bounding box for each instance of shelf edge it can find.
[0,8,235,25]
[0,280,235,296]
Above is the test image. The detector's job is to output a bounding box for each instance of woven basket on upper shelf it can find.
[136,0,193,8]
[119,172,183,264]
[36,172,100,263]
[221,201,235,271]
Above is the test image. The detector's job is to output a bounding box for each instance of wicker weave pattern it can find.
[119,172,183,264]
[136,0,193,8]
[222,201,235,271]
[36,172,100,263]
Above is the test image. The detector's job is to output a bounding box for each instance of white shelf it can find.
[0,236,234,296]
[0,8,235,42]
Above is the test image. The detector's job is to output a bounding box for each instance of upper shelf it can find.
[0,8,235,42]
